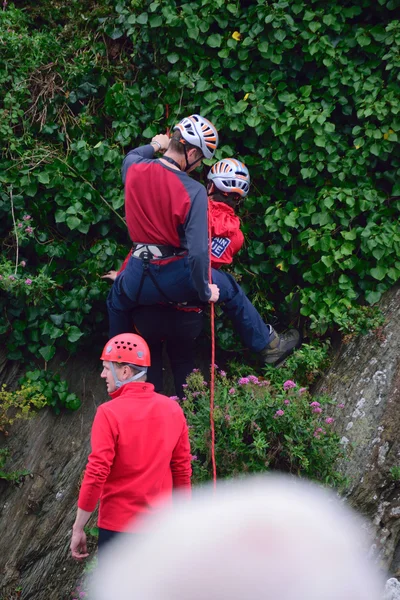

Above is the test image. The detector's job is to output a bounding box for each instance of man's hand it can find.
[101,270,118,281]
[208,283,220,303]
[70,527,89,561]
[151,134,170,153]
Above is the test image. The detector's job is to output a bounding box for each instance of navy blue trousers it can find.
[107,255,271,352]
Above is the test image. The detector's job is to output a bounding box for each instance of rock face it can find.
[0,288,399,598]
[316,286,400,575]
[0,353,107,599]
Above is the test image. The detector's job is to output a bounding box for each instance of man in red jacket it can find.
[70,333,191,560]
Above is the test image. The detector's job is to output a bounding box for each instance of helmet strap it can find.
[110,362,148,389]
[183,145,203,172]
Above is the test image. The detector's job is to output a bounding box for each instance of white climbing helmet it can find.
[207,158,250,197]
[173,114,219,159]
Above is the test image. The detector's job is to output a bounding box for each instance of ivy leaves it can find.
[0,0,399,366]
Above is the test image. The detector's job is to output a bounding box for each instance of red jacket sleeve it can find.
[78,406,117,512]
[117,251,131,275]
[171,416,192,495]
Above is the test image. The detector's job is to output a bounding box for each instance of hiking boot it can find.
[260,327,301,366]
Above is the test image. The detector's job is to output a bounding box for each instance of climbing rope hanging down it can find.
[208,204,217,487]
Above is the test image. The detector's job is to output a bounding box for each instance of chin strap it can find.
[110,362,148,389]
[183,145,203,172]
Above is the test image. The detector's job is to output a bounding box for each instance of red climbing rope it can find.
[208,203,217,487]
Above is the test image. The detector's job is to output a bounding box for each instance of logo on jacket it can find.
[211,237,231,259]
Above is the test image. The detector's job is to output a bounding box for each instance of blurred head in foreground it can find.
[91,474,383,600]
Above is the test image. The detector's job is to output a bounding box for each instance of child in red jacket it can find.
[207,158,249,269]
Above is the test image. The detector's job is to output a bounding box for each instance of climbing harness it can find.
[131,245,187,305]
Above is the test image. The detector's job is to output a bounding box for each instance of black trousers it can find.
[133,305,204,397]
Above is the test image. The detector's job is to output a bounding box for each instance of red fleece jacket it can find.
[78,382,191,532]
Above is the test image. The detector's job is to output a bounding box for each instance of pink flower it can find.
[258,380,270,387]
[169,396,179,401]
[17,222,23,228]
[219,370,227,377]
[192,392,200,397]
[192,368,200,373]
[26,226,33,234]
[284,399,290,405]
[228,388,235,394]
[25,278,32,285]
[325,417,334,425]
[188,425,194,429]
[338,403,345,409]
[8,275,15,280]
[182,384,188,388]
[191,455,198,461]
[211,363,219,369]
[181,397,187,401]
[283,380,296,390]
[313,427,326,438]
[312,407,322,414]
[20,260,26,267]
[299,387,307,394]
[225,414,231,422]
[23,215,31,221]
[274,409,285,418]
[248,375,259,383]
[238,377,250,385]
[0,275,2,280]
[202,380,208,386]
[310,401,321,407]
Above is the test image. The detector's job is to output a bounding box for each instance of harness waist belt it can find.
[132,243,187,260]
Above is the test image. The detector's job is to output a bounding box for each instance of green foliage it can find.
[390,465,400,481]
[0,0,399,364]
[0,382,47,434]
[183,368,345,487]
[266,341,331,385]
[0,371,79,434]
[0,448,30,484]
[18,370,81,413]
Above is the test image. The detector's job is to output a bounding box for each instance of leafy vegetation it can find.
[183,366,345,487]
[0,448,30,484]
[0,371,79,435]
[0,0,399,366]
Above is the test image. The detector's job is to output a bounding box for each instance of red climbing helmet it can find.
[100,333,151,367]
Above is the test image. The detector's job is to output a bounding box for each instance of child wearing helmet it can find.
[207,158,300,365]
[207,158,250,269]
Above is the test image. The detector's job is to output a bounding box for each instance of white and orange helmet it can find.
[173,114,219,159]
[207,158,250,198]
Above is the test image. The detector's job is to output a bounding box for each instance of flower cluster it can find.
[283,380,296,390]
